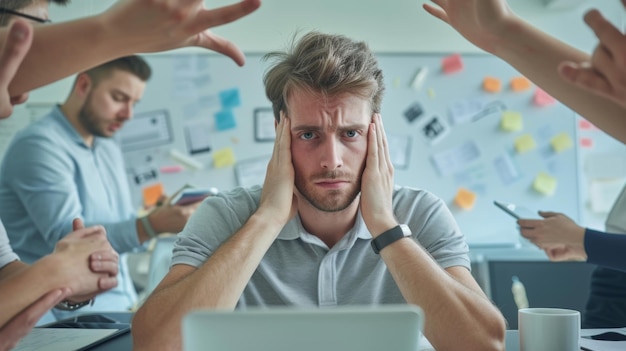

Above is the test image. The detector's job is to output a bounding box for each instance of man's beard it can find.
[78,93,109,138]
[294,170,361,212]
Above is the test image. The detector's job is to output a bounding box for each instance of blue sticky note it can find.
[215,110,237,131]
[219,88,241,109]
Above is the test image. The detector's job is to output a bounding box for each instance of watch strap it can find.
[370,224,411,254]
[55,298,94,311]
[141,215,158,239]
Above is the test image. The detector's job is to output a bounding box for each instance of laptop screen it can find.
[182,305,425,351]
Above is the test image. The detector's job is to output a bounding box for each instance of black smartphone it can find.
[493,201,540,220]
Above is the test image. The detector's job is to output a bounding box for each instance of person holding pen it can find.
[424,0,626,328]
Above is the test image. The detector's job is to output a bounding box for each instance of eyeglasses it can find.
[0,8,51,24]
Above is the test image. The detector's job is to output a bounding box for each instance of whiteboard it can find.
[118,52,582,247]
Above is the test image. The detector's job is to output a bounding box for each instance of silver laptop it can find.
[182,305,424,351]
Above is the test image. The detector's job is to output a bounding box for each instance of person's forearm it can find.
[0,257,69,327]
[133,212,283,351]
[381,239,505,351]
[5,16,120,96]
[491,16,626,143]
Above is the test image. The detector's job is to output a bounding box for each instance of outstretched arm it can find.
[424,0,626,144]
[6,0,260,97]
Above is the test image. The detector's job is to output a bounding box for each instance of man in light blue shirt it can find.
[0,56,198,319]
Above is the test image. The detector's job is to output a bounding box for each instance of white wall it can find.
[33,0,622,103]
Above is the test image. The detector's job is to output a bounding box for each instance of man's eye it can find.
[301,132,315,140]
[346,130,358,138]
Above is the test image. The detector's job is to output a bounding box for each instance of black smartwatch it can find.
[55,298,94,311]
[370,224,411,254]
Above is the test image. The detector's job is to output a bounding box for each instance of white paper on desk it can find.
[580,328,626,351]
[13,328,117,351]
[580,338,626,351]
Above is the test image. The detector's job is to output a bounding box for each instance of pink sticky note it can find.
[160,165,184,174]
[580,137,593,148]
[441,53,463,74]
[533,88,556,106]
[578,119,597,130]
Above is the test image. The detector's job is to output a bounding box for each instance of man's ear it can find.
[74,73,92,97]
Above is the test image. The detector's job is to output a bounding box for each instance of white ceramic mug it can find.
[518,308,580,351]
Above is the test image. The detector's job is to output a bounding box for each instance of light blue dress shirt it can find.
[0,106,140,316]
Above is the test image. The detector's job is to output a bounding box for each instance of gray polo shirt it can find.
[172,185,470,308]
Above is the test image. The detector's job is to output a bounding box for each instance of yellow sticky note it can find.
[550,132,573,153]
[213,147,236,168]
[482,76,502,93]
[393,77,401,88]
[500,111,523,132]
[514,134,536,153]
[427,88,436,99]
[533,172,557,196]
[454,188,477,210]
[142,183,164,208]
[510,76,531,92]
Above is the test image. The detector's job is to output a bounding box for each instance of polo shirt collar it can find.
[50,105,96,149]
[276,207,372,245]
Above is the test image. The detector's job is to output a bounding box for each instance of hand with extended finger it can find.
[558,7,626,108]
[422,0,517,55]
[101,0,261,66]
[360,114,397,236]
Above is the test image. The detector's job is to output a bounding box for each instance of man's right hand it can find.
[258,113,297,228]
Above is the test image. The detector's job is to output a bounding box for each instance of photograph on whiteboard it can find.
[254,108,276,142]
[117,109,173,151]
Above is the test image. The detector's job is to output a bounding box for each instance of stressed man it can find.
[133,32,506,351]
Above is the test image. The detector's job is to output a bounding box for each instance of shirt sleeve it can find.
[4,136,139,253]
[0,221,18,269]
[585,228,626,272]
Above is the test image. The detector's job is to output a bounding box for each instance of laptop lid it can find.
[182,305,424,351]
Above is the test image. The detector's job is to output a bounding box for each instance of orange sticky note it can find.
[483,76,502,93]
[442,53,463,74]
[533,172,557,196]
[143,183,164,207]
[514,134,536,153]
[533,88,556,106]
[510,76,531,92]
[454,188,477,210]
